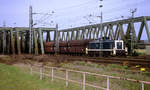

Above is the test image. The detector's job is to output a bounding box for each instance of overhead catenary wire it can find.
[53,0,96,12]
[36,0,142,19]
[32,11,55,26]
[31,0,148,29]
[53,8,137,25]
[53,0,144,17]
[57,14,131,30]
[34,15,52,25]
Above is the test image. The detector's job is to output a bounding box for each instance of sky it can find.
[0,0,149,39]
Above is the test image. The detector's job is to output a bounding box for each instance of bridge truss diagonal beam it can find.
[59,16,150,42]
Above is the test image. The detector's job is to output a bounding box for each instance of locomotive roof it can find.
[89,39,114,43]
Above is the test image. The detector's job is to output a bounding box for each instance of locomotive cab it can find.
[113,40,126,56]
[115,40,124,49]
[87,37,127,56]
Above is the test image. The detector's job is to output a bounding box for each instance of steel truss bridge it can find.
[58,16,150,42]
[0,16,150,54]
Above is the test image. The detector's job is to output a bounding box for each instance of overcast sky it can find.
[0,0,149,39]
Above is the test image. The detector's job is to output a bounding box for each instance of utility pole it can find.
[3,21,6,54]
[55,24,59,54]
[29,6,54,54]
[98,0,103,57]
[130,8,137,18]
[98,0,103,39]
[130,8,137,55]
[29,5,33,54]
[100,11,103,38]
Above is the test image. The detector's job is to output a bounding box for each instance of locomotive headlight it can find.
[113,47,116,55]
[86,48,88,54]
[125,47,128,52]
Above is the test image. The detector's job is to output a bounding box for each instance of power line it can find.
[53,0,95,12]
[53,6,138,22]
[30,0,147,29]
[64,0,147,15]
[103,0,144,15]
[33,11,54,26]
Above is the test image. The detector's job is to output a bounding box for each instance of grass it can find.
[0,55,150,90]
[0,63,84,90]
[60,61,150,90]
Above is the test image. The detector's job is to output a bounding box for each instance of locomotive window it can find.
[89,43,96,49]
[117,42,122,49]
[96,43,99,49]
[88,43,101,49]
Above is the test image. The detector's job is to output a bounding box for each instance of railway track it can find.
[66,56,150,67]
[16,54,150,67]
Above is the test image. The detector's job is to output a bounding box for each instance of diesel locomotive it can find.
[87,37,127,56]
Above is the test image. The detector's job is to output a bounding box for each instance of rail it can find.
[29,64,150,90]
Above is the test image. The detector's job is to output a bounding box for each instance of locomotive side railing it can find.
[29,64,150,90]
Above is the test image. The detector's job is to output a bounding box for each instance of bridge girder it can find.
[59,16,150,42]
[0,27,56,55]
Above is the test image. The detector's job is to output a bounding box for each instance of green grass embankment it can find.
[0,63,81,90]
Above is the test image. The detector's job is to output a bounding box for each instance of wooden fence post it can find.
[83,72,86,90]
[49,68,51,78]
[30,65,32,75]
[66,70,68,87]
[51,67,54,81]
[142,82,144,90]
[40,67,43,80]
[107,76,109,90]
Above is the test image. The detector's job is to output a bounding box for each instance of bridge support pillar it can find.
[33,30,38,55]
[10,29,15,54]
[38,28,44,55]
[16,30,21,54]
